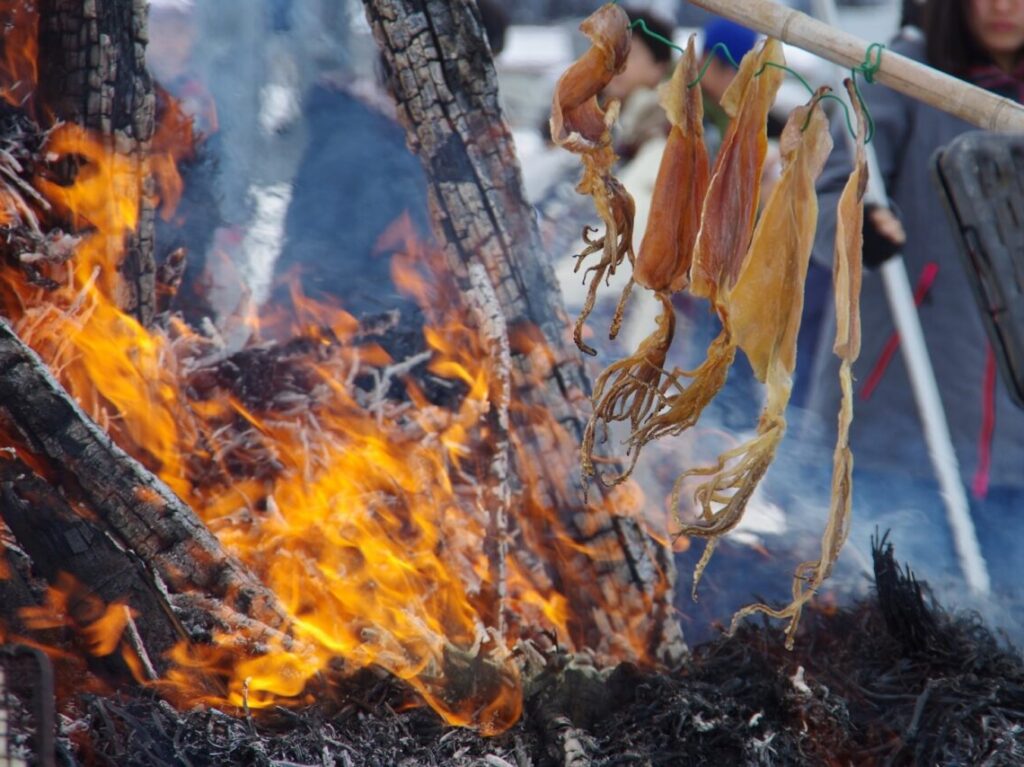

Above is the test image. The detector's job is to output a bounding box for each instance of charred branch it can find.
[37,0,157,325]
[0,452,185,676]
[465,262,512,636]
[0,319,288,642]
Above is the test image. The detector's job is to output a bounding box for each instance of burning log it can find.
[36,0,158,326]
[361,0,685,666]
[0,319,289,646]
[19,534,1019,766]
[0,452,184,679]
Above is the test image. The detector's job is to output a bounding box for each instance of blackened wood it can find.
[0,319,289,640]
[0,527,44,636]
[361,0,685,663]
[0,452,185,674]
[37,0,157,325]
[465,263,512,636]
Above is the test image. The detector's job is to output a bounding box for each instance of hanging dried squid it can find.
[582,37,709,486]
[621,38,786,469]
[730,80,866,646]
[672,87,833,597]
[550,2,636,355]
[631,36,709,295]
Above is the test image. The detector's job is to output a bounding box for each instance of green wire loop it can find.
[857,42,885,84]
[628,18,684,55]
[687,41,739,86]
[848,43,885,142]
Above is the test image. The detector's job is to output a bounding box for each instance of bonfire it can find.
[0,1,1022,766]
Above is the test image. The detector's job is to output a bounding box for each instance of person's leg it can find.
[971,485,1024,600]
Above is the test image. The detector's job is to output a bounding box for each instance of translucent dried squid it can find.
[731,80,866,647]
[550,2,635,355]
[674,87,833,597]
[622,39,786,465]
[582,38,708,486]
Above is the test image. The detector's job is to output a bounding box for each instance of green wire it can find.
[688,41,739,86]
[622,8,884,142]
[755,60,812,95]
[849,43,885,142]
[628,18,684,54]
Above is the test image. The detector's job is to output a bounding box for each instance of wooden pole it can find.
[689,0,1024,133]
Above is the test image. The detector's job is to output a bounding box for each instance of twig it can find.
[905,679,939,741]
[466,262,512,638]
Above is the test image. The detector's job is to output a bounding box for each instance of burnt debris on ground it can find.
[3,535,1018,767]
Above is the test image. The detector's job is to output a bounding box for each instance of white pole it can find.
[809,0,990,594]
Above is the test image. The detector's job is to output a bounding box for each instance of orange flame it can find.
[19,573,132,659]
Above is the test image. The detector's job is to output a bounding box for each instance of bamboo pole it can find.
[689,0,1024,133]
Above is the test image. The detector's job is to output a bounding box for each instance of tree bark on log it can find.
[37,0,157,326]
[0,319,289,643]
[362,0,685,664]
[0,452,185,676]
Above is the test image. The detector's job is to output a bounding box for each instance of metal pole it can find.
[810,0,990,594]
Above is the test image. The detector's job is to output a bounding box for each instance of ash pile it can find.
[5,536,1021,767]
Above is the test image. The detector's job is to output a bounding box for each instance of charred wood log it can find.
[0,319,289,644]
[361,0,685,663]
[37,0,157,326]
[0,524,46,638]
[0,452,185,677]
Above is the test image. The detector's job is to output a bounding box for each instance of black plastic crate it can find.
[933,132,1024,409]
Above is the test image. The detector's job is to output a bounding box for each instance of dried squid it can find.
[582,37,709,486]
[631,36,709,295]
[550,3,635,355]
[731,81,866,646]
[622,39,786,466]
[673,87,833,596]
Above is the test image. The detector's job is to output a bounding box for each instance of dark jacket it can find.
[275,85,432,315]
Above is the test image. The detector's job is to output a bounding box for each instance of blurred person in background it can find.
[272,0,508,316]
[148,0,223,323]
[148,0,216,134]
[808,0,1024,597]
